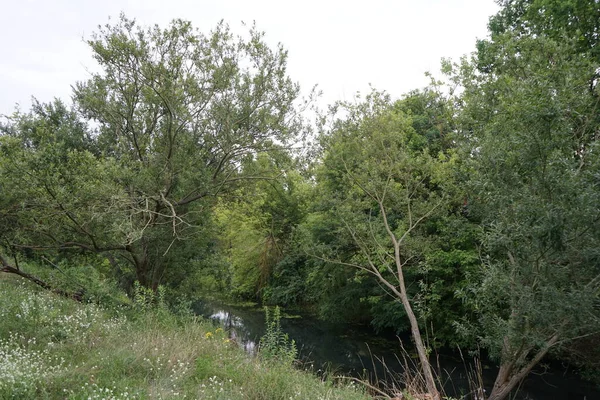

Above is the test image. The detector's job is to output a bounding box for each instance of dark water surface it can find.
[194,300,599,400]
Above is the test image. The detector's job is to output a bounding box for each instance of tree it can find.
[214,151,308,300]
[452,16,600,400]
[0,15,304,290]
[481,0,600,65]
[311,90,461,400]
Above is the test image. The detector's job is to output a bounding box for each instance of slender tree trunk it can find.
[396,263,440,400]
[376,199,441,400]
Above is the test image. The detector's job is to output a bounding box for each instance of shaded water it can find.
[194,300,599,400]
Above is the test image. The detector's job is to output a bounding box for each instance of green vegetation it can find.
[258,307,297,364]
[2,2,600,399]
[0,274,368,400]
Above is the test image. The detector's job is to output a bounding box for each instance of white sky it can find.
[0,0,499,116]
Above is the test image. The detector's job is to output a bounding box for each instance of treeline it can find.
[1,1,600,399]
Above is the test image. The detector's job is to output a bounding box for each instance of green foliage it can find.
[292,210,373,323]
[302,89,472,342]
[416,216,480,346]
[445,1,600,395]
[0,15,305,292]
[460,30,600,352]
[259,306,297,364]
[481,0,600,67]
[214,152,310,301]
[132,280,167,311]
[304,89,465,397]
[0,253,131,308]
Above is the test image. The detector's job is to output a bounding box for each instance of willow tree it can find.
[0,15,304,290]
[451,3,600,398]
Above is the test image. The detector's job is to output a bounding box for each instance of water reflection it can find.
[209,310,258,354]
[194,300,599,400]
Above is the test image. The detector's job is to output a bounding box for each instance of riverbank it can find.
[0,275,370,400]
[196,298,600,400]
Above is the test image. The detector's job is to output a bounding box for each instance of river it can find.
[193,300,599,400]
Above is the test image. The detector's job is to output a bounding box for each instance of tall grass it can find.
[0,275,369,400]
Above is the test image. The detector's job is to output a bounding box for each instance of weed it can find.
[259,306,297,364]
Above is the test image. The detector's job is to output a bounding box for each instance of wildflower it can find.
[204,332,213,339]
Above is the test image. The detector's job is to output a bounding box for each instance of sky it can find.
[0,0,499,116]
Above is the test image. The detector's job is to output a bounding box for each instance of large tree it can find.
[0,15,304,290]
[451,2,600,398]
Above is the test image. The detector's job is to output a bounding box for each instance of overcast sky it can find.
[0,0,499,116]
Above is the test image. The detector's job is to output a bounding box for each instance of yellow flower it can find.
[204,332,213,339]
[215,328,223,334]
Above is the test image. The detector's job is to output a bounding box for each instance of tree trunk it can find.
[397,267,440,400]
[130,243,152,289]
[487,334,559,400]
[0,254,84,301]
[487,362,517,400]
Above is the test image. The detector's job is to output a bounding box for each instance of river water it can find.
[194,300,599,400]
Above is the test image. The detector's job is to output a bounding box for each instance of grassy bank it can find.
[0,275,369,400]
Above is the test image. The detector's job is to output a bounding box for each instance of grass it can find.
[0,274,370,400]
